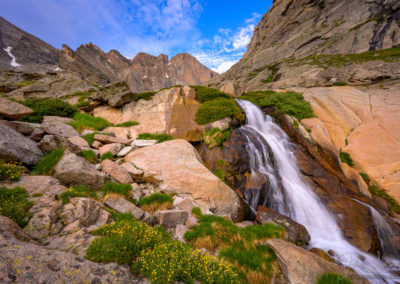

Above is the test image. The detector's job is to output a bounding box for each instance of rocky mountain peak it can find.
[106,49,131,70]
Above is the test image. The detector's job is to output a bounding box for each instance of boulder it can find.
[0,97,34,120]
[0,120,35,135]
[266,239,365,284]
[0,216,34,243]
[6,175,67,198]
[155,210,188,229]
[38,134,67,153]
[41,121,79,138]
[94,134,131,145]
[257,206,311,246]
[92,140,103,149]
[42,116,74,124]
[54,151,107,190]
[121,162,144,180]
[0,123,43,165]
[104,194,144,219]
[67,135,90,151]
[99,142,122,156]
[101,159,133,184]
[125,139,242,220]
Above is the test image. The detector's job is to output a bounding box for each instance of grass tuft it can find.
[133,91,157,102]
[190,85,231,103]
[204,128,232,149]
[340,151,354,167]
[239,90,315,121]
[68,113,112,133]
[369,185,400,214]
[19,98,77,123]
[115,121,139,127]
[100,152,114,161]
[359,172,370,184]
[196,98,242,125]
[102,182,132,199]
[138,193,173,214]
[317,273,353,284]
[60,185,97,205]
[33,148,64,175]
[191,207,202,218]
[77,150,98,164]
[136,133,174,143]
[0,187,33,227]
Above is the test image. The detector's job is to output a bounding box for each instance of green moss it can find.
[317,273,353,284]
[102,182,132,199]
[138,193,173,207]
[190,85,231,103]
[332,81,347,86]
[261,64,278,84]
[77,150,98,164]
[239,91,315,121]
[60,186,97,205]
[196,98,241,125]
[0,187,33,227]
[0,160,24,181]
[19,98,77,123]
[136,133,174,143]
[16,81,36,88]
[191,207,202,218]
[81,131,111,145]
[115,121,139,127]
[359,172,370,184]
[369,185,400,214]
[133,91,157,101]
[33,148,65,175]
[340,151,354,167]
[100,152,114,161]
[215,160,229,184]
[294,47,400,68]
[68,113,112,133]
[203,128,232,149]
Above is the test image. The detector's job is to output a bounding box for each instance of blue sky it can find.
[1,0,272,73]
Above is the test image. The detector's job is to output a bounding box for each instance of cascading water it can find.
[236,99,399,284]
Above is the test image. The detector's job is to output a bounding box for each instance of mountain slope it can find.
[0,16,59,73]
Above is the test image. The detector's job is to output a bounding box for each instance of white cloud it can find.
[213,61,237,74]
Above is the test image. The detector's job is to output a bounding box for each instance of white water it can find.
[3,46,21,67]
[237,99,399,284]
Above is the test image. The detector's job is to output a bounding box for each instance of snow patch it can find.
[4,46,21,67]
[143,75,147,79]
[165,73,169,78]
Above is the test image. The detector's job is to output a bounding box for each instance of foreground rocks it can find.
[267,239,367,284]
[0,97,34,120]
[126,139,243,220]
[0,123,43,165]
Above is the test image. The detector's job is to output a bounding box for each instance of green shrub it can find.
[184,214,284,283]
[102,182,132,199]
[368,185,400,214]
[77,150,98,164]
[240,91,315,121]
[100,152,114,161]
[0,187,33,227]
[60,186,97,205]
[359,172,370,184]
[215,160,229,183]
[81,131,111,145]
[261,64,278,84]
[332,81,347,86]
[196,98,240,125]
[68,113,111,133]
[138,193,173,213]
[133,91,157,101]
[0,160,24,181]
[19,98,77,123]
[73,101,91,108]
[191,207,202,218]
[33,148,64,175]
[115,121,139,127]
[137,133,174,143]
[204,128,232,149]
[135,239,241,283]
[190,85,231,103]
[86,213,241,283]
[317,273,353,284]
[340,151,354,167]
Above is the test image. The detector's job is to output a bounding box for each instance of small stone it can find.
[104,195,144,219]
[99,143,122,156]
[117,146,134,157]
[155,210,188,229]
[92,140,103,148]
[132,139,158,147]
[41,121,79,138]
[94,134,130,145]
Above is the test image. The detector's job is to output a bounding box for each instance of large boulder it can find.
[101,159,133,184]
[125,139,242,220]
[266,239,365,284]
[0,97,34,120]
[0,123,43,165]
[104,194,144,219]
[54,151,107,189]
[41,121,79,138]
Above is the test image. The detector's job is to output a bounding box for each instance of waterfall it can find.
[236,99,399,284]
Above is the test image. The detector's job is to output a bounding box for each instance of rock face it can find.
[209,0,400,93]
[54,151,107,189]
[0,16,59,73]
[0,123,43,165]
[0,97,33,120]
[126,139,243,220]
[267,239,366,284]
